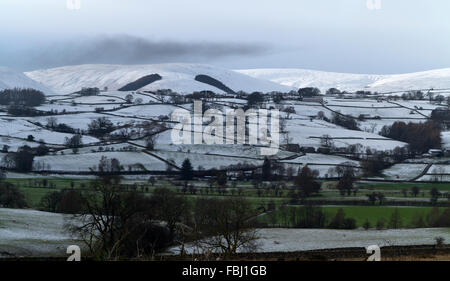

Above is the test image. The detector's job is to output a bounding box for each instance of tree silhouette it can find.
[180,158,194,181]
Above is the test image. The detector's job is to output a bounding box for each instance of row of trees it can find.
[0,88,45,106]
[269,205,356,229]
[380,121,441,154]
[267,204,450,230]
[0,181,28,209]
[1,145,35,172]
[331,112,360,131]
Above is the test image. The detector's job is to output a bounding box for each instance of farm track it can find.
[410,163,434,182]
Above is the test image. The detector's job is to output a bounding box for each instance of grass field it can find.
[6,178,450,221]
[356,182,450,192]
[6,178,290,209]
[322,206,438,227]
[259,205,444,228]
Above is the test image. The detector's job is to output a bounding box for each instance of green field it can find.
[356,182,450,192]
[322,206,437,227]
[6,178,290,209]
[6,177,450,229]
[259,205,443,228]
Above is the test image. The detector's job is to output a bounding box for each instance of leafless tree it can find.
[192,197,260,257]
[46,117,58,129]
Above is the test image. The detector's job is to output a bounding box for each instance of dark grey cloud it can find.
[26,35,270,70]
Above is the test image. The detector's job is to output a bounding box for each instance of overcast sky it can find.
[0,0,449,74]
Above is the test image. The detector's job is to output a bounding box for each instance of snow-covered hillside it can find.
[25,63,293,95]
[237,68,450,93]
[0,67,52,93]
[23,63,450,95]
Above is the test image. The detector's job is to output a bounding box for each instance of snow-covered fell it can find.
[237,68,450,93]
[25,63,293,95]
[0,67,52,93]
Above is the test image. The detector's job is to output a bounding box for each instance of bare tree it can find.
[192,197,260,257]
[150,188,191,241]
[145,134,158,151]
[46,117,58,129]
[320,134,334,148]
[125,94,134,104]
[65,134,83,154]
[67,175,176,260]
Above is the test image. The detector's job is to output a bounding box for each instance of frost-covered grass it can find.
[1,75,449,183]
[418,175,450,182]
[34,151,168,172]
[0,118,99,145]
[327,104,412,119]
[28,112,141,131]
[442,131,450,149]
[35,102,119,113]
[0,208,79,258]
[3,207,449,257]
[383,164,428,181]
[152,142,297,160]
[152,150,264,170]
[279,153,360,177]
[114,104,180,118]
[168,227,450,254]
[284,117,406,150]
[282,153,358,165]
[71,95,123,104]
[0,136,58,151]
[238,67,450,93]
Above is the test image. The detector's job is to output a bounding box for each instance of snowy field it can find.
[281,154,360,176]
[284,117,406,151]
[35,103,120,113]
[282,154,358,165]
[28,112,143,131]
[152,150,264,170]
[168,228,450,254]
[1,62,450,179]
[442,132,450,149]
[114,104,180,118]
[3,207,449,258]
[238,67,450,93]
[26,63,292,95]
[34,151,168,172]
[0,208,79,258]
[0,136,56,151]
[383,164,428,181]
[0,118,99,145]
